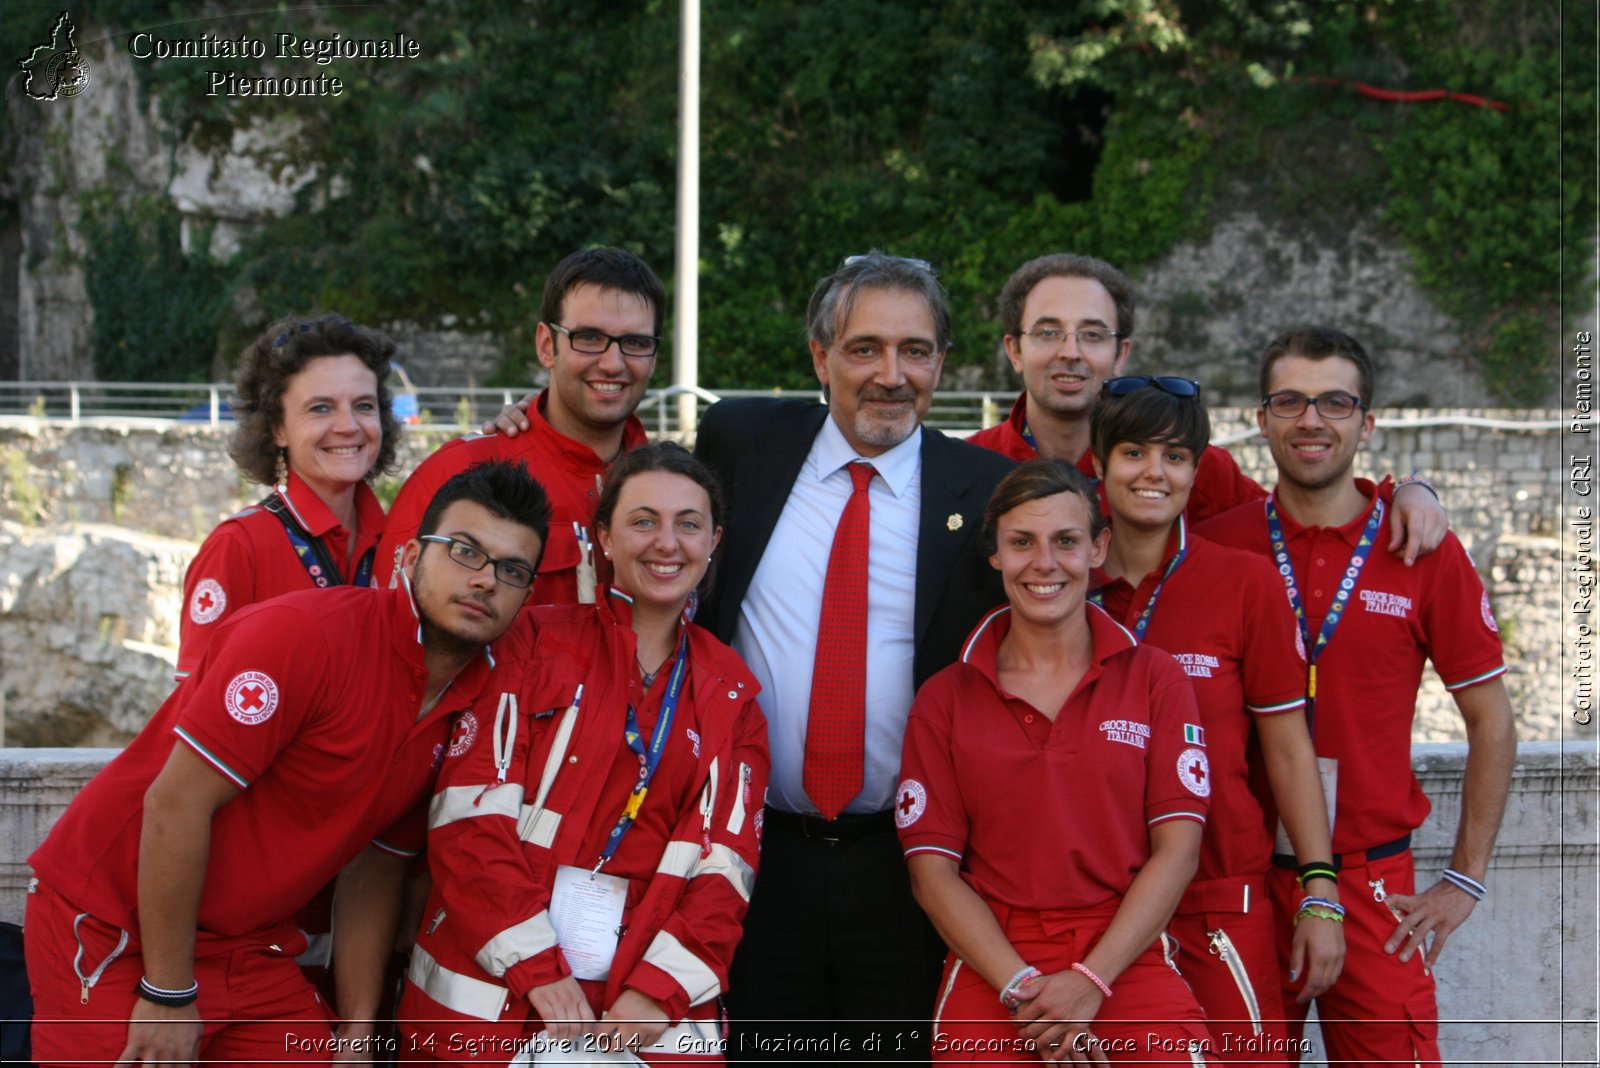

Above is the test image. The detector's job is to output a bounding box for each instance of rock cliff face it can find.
[0,521,189,746]
[4,24,165,381]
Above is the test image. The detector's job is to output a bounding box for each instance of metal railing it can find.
[0,380,1021,436]
[1,380,1580,440]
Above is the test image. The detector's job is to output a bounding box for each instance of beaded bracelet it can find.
[999,965,1042,1011]
[1296,861,1338,887]
[1296,905,1346,926]
[1442,868,1488,901]
[136,976,199,1008]
[1071,962,1113,998]
[1395,471,1439,500]
[1295,895,1346,926]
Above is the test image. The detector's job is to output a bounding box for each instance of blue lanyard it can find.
[595,629,690,871]
[1263,495,1384,725]
[1089,523,1189,640]
[265,489,373,588]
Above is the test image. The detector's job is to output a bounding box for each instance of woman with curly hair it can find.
[177,313,401,679]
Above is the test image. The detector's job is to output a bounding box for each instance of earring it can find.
[602,549,611,559]
[706,553,713,564]
[274,448,288,488]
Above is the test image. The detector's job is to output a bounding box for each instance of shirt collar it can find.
[276,470,346,538]
[1091,515,1187,591]
[812,413,922,498]
[1269,483,1380,546]
[534,388,648,464]
[958,602,1138,692]
[387,576,498,699]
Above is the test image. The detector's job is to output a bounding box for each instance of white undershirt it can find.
[733,417,922,815]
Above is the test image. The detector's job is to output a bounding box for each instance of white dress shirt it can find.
[733,415,922,815]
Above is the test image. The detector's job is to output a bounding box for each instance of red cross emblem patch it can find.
[190,578,226,625]
[895,778,927,828]
[447,710,479,758]
[225,670,280,726]
[1177,747,1211,798]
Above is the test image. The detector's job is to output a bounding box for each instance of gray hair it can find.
[805,251,952,353]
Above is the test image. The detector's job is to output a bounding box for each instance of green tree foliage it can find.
[80,190,232,382]
[57,0,1590,399]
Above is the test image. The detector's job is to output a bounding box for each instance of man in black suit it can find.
[696,252,1013,1061]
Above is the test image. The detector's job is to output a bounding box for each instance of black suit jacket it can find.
[695,397,1013,690]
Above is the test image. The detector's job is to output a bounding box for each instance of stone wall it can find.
[2,742,1591,1063]
[1,411,1584,746]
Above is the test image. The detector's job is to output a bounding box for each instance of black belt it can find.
[1272,833,1411,872]
[763,806,895,842]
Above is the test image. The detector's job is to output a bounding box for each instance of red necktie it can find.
[804,462,876,819]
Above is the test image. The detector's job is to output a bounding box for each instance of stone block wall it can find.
[2,742,1592,1064]
[0,411,1588,745]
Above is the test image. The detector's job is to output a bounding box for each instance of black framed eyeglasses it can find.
[1262,390,1363,420]
[1020,325,1122,351]
[547,322,660,359]
[420,535,536,589]
[1101,375,1202,398]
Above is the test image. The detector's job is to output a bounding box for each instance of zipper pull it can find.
[1207,930,1226,957]
[1369,877,1388,903]
[80,979,90,1005]
[426,908,446,936]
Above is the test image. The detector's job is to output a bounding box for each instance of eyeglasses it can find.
[1262,390,1364,420]
[420,535,536,588]
[547,322,659,359]
[1101,375,1202,398]
[1018,325,1121,352]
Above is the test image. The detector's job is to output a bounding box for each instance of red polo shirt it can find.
[897,604,1208,911]
[374,390,647,604]
[1093,518,1307,881]
[966,393,1265,523]
[29,585,501,942]
[178,473,386,679]
[1199,488,1506,854]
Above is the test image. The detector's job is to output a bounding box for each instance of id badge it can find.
[549,864,626,980]
[1274,756,1338,856]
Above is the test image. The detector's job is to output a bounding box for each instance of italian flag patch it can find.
[1184,724,1206,746]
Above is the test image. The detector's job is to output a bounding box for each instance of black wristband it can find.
[136,976,199,1007]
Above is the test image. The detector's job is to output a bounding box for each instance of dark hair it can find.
[981,459,1108,557]
[229,313,400,486]
[998,253,1137,339]
[806,251,952,354]
[540,247,668,339]
[418,460,553,567]
[1258,326,1377,409]
[594,441,726,592]
[1090,385,1211,464]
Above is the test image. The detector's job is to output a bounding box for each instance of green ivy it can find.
[79,189,233,382]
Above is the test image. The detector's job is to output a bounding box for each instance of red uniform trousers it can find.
[25,881,335,1067]
[1169,874,1291,1066]
[931,900,1215,1064]
[1269,851,1440,1066]
[397,976,723,1066]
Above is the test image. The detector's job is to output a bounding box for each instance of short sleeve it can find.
[896,671,970,863]
[1238,552,1309,716]
[1420,535,1507,692]
[1142,651,1210,828]
[172,601,334,789]
[178,519,260,679]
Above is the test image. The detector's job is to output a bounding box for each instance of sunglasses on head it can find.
[1100,375,1202,398]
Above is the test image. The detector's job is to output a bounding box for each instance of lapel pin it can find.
[947,513,963,531]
